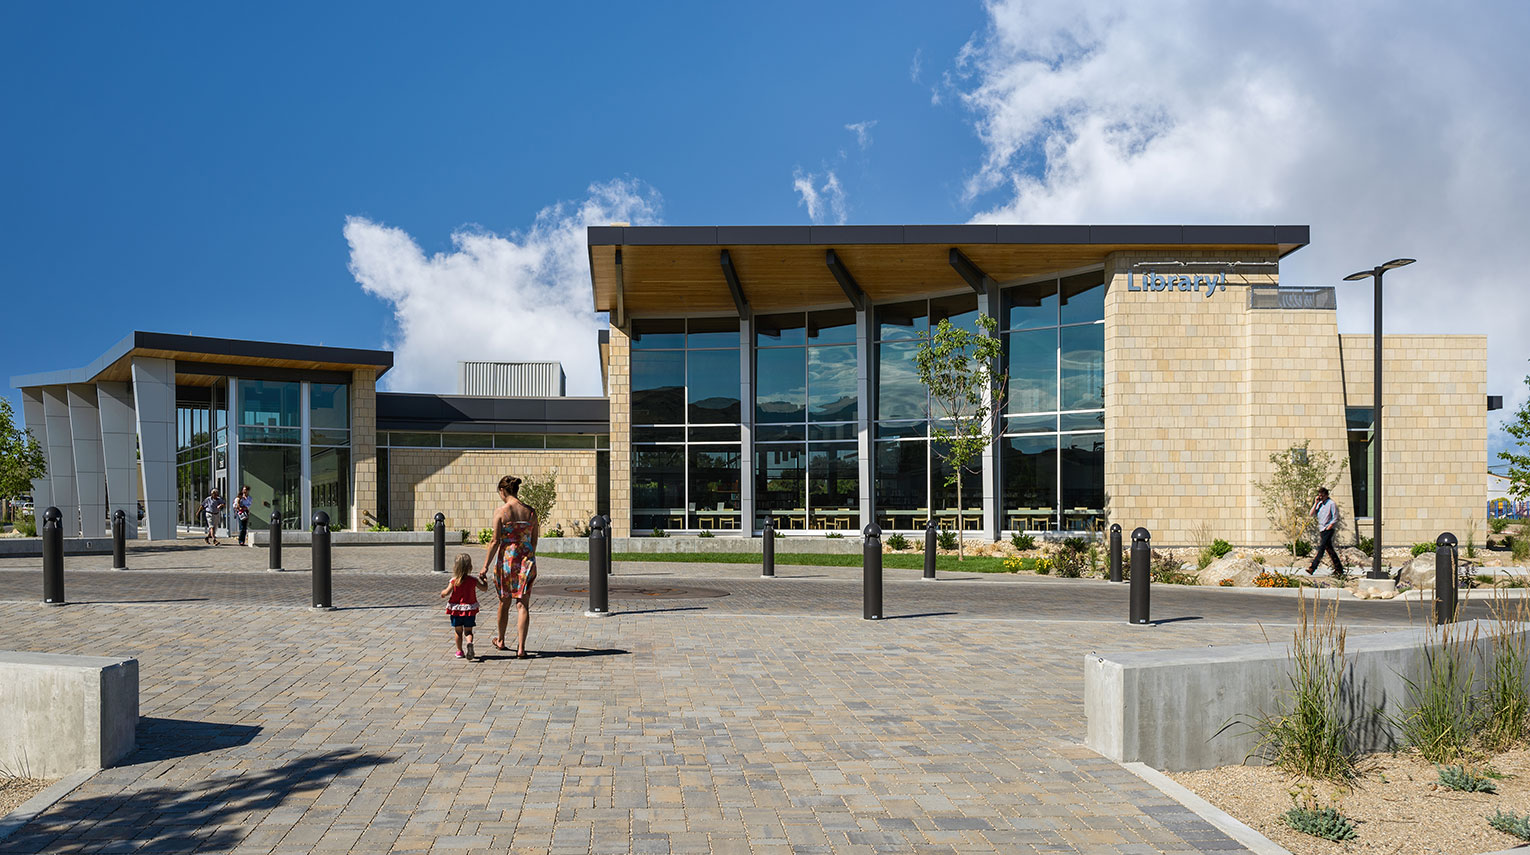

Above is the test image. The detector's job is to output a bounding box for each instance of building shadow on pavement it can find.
[129,717,263,763]
[1,747,390,854]
[881,611,960,620]
[476,647,629,662]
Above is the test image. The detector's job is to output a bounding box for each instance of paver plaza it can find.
[0,543,1457,854]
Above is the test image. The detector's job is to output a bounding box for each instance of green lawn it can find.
[541,551,1031,573]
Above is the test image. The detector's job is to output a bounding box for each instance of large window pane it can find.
[442,433,493,448]
[756,446,806,527]
[1059,410,1105,432]
[1006,328,1058,414]
[687,316,739,348]
[1004,280,1059,330]
[632,350,685,424]
[1059,272,1105,325]
[874,440,928,530]
[807,308,856,344]
[311,446,350,530]
[1060,433,1105,529]
[688,348,740,423]
[1002,435,1057,530]
[808,345,857,422]
[630,319,685,349]
[239,380,300,428]
[689,446,741,529]
[309,383,349,431]
[756,347,806,423]
[756,313,806,347]
[808,443,857,530]
[877,300,928,341]
[930,293,980,334]
[632,447,684,531]
[240,444,302,530]
[1060,324,1105,411]
[931,443,982,517]
[876,341,925,420]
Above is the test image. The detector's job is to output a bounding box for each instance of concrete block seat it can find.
[0,652,138,777]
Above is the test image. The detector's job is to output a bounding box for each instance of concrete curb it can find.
[0,769,93,844]
[1120,761,1293,855]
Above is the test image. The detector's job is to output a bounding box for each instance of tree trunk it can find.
[956,470,964,561]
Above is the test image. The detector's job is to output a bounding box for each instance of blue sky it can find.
[4,1,1529,459]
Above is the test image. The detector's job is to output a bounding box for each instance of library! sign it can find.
[1127,270,1227,298]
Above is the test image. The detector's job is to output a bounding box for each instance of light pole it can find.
[1343,258,1415,580]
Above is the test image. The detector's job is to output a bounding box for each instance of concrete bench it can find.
[0,652,138,777]
[1085,619,1529,771]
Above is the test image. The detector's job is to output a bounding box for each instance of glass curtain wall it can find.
[1000,270,1106,531]
[754,309,859,531]
[629,318,742,532]
[237,380,302,529]
[872,294,984,532]
[310,383,351,528]
[1347,407,1373,518]
[175,388,213,528]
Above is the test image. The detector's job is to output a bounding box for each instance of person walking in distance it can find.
[479,475,539,658]
[202,489,226,545]
[440,553,487,660]
[1307,487,1345,576]
[234,486,254,547]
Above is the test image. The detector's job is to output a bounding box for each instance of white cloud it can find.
[909,48,923,83]
[792,168,847,225]
[958,0,1530,457]
[844,120,878,151]
[345,179,661,397]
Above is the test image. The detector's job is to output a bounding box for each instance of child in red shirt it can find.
[440,553,487,660]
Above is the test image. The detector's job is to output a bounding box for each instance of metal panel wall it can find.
[457,362,566,397]
[67,385,107,537]
[132,357,177,541]
[41,387,78,534]
[19,388,51,512]
[97,381,139,538]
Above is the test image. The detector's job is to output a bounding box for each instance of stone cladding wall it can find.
[387,448,600,536]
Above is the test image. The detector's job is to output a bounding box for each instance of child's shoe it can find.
[465,642,475,660]
[454,650,465,658]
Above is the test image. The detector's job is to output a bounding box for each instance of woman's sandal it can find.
[491,638,508,651]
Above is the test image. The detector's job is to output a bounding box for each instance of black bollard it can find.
[923,517,937,580]
[603,513,614,576]
[311,511,333,610]
[42,506,64,606]
[1109,523,1123,584]
[433,512,446,574]
[111,509,128,571]
[863,523,883,620]
[268,511,283,572]
[587,515,610,616]
[1434,531,1459,624]
[1129,526,1151,625]
[762,517,775,578]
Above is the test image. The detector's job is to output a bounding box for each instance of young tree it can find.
[0,398,46,507]
[1257,440,1348,557]
[915,314,1006,560]
[1499,372,1530,502]
[519,467,558,525]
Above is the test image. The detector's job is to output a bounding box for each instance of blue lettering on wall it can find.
[1126,271,1227,298]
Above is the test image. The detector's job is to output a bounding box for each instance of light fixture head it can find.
[1381,258,1416,270]
[1342,270,1373,281]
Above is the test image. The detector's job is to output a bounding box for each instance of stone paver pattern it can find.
[0,543,1442,854]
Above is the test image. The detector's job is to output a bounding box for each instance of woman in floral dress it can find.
[479,475,539,657]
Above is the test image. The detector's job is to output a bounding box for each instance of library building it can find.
[11,224,1489,547]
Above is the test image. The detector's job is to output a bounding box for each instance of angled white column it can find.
[67,385,107,537]
[97,382,139,539]
[856,307,873,531]
[41,386,79,534]
[738,318,754,534]
[132,357,177,541]
[19,388,51,512]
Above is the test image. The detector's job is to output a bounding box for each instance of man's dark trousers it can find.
[1310,528,1344,574]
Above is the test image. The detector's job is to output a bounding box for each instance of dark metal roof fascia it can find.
[585,223,1312,248]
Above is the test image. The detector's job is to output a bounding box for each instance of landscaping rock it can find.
[1196,556,1263,587]
[1397,553,1441,589]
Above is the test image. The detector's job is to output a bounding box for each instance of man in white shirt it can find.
[1307,487,1344,576]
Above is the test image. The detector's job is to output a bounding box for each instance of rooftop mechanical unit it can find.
[458,361,566,397]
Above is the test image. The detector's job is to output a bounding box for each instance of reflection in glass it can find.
[1006,328,1058,414]
[688,446,741,529]
[931,444,982,515]
[755,313,807,347]
[687,348,740,423]
[930,293,980,334]
[1005,413,1056,435]
[807,308,856,344]
[808,345,857,422]
[630,319,685,349]
[441,433,493,448]
[808,423,856,441]
[240,444,301,529]
[877,300,928,340]
[239,380,300,428]
[1004,280,1059,330]
[1002,435,1058,530]
[808,444,858,528]
[632,447,684,531]
[1059,410,1105,432]
[687,427,738,443]
[754,424,804,443]
[1059,272,1105,325]
[546,435,598,448]
[632,350,685,424]
[876,341,925,421]
[755,347,806,423]
[1060,324,1105,411]
[756,446,806,524]
[311,446,350,529]
[874,440,928,529]
[1060,432,1105,524]
[687,316,739,349]
[309,384,349,430]
[388,432,440,448]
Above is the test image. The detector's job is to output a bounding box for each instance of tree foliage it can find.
[519,468,558,525]
[1500,371,1530,502]
[914,313,1006,560]
[0,399,46,502]
[1256,440,1347,555]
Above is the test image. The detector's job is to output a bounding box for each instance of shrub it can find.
[1254,570,1300,588]
[519,469,558,525]
[1357,536,1374,556]
[1150,551,1198,585]
[772,528,783,539]
[1482,595,1530,752]
[1219,578,1235,587]
[367,524,391,532]
[1061,536,1090,554]
[458,530,469,543]
[1197,549,1216,571]
[936,529,958,551]
[543,525,564,538]
[1396,622,1477,763]
[825,531,843,539]
[1293,539,1312,558]
[1210,539,1233,558]
[1514,536,1530,563]
[16,518,36,537]
[572,518,591,537]
[425,521,435,532]
[1283,806,1357,842]
[1489,809,1530,841]
[1438,765,1498,793]
[650,528,669,538]
[1034,557,1053,575]
[1002,556,1026,572]
[1412,541,1437,557]
[1010,532,1036,551]
[1491,517,1511,534]
[1252,553,1266,565]
[697,529,714,538]
[1248,595,1354,780]
[1055,548,1087,578]
[886,533,910,550]
[477,528,493,544]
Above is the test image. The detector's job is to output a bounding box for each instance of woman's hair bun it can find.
[498,475,522,496]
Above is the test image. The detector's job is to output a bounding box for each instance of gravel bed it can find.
[1172,749,1530,854]
[0,777,52,817]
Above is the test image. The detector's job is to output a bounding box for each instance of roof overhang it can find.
[587,224,1310,317]
[11,331,394,389]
